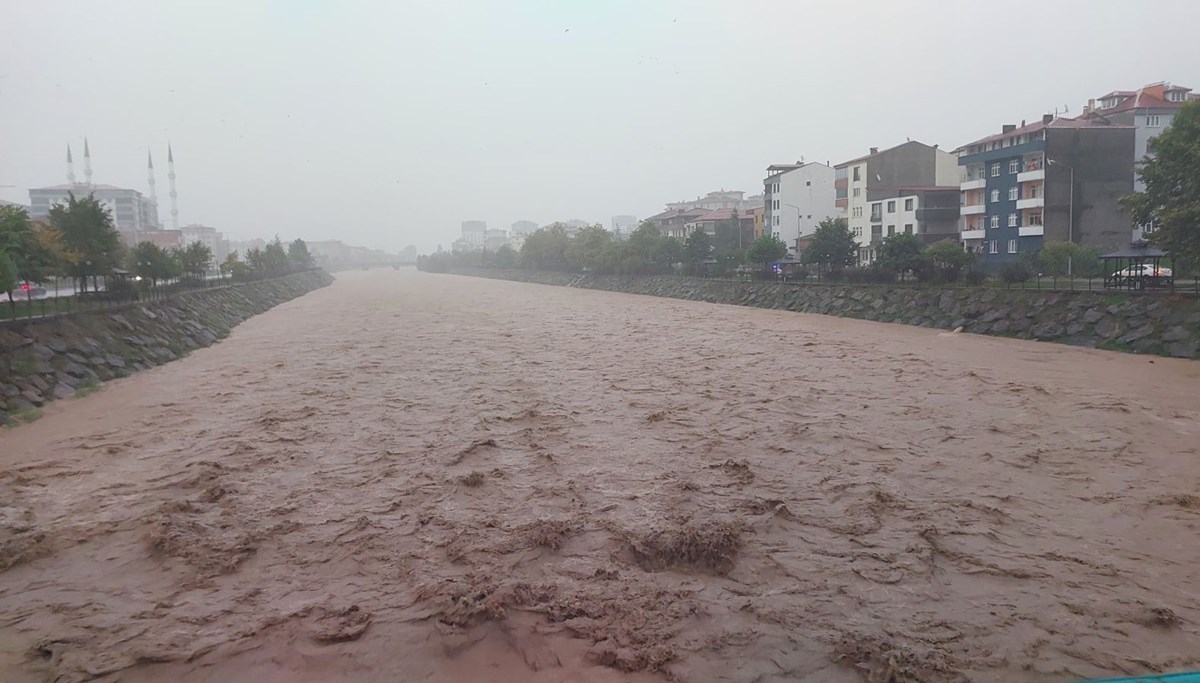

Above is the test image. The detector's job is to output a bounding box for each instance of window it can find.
[1008,187,1019,201]
[904,224,913,234]
[1167,90,1186,103]
[1147,115,1161,127]
[1009,159,1019,174]
[1028,211,1042,225]
[989,240,999,254]
[853,167,861,181]
[1007,239,1018,254]
[990,163,1001,177]
[853,188,861,197]
[887,225,895,236]
[887,200,896,213]
[773,215,779,226]
[990,189,1000,203]
[904,198,914,211]
[990,214,999,229]
[1008,213,1018,227]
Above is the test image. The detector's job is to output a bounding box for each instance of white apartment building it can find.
[762,162,837,255]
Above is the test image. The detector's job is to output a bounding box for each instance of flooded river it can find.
[2,269,1198,682]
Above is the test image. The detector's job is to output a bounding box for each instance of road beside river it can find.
[2,269,1198,682]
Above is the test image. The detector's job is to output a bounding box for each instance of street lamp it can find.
[1047,158,1074,276]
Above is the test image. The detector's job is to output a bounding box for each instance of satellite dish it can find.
[875,174,882,182]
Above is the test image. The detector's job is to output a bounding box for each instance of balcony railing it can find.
[961,229,986,240]
[960,178,987,191]
[1018,224,1044,236]
[1017,168,1045,183]
[1016,197,1044,210]
[960,204,986,216]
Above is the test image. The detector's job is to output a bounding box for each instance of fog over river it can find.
[2,270,1198,682]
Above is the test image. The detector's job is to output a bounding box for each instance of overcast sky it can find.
[2,0,1198,253]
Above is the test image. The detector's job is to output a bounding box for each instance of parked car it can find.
[1113,264,1172,278]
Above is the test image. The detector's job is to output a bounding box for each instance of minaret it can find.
[66,143,77,185]
[167,143,178,229]
[147,150,157,204]
[83,137,93,187]
[147,150,159,228]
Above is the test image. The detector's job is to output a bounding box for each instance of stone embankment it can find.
[1,270,334,423]
[445,268,1200,359]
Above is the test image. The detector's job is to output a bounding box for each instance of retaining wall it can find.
[1,270,334,423]
[444,268,1200,360]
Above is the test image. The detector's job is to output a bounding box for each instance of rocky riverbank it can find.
[444,268,1200,359]
[0,270,334,424]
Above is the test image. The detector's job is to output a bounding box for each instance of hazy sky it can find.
[3,1,1198,253]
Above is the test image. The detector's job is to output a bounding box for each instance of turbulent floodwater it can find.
[2,269,1199,683]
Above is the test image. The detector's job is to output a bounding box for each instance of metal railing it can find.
[1,273,236,325]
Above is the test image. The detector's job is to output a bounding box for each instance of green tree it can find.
[876,233,922,277]
[129,241,180,286]
[173,240,213,281]
[287,238,313,269]
[803,217,857,272]
[746,234,788,276]
[1,206,69,289]
[566,225,613,271]
[245,247,267,276]
[683,229,713,273]
[0,248,17,312]
[219,250,246,281]
[918,239,974,282]
[493,244,518,268]
[48,194,124,292]
[520,225,571,270]
[1122,99,1200,265]
[1036,240,1079,277]
[262,237,289,276]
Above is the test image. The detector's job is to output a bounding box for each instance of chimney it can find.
[869,147,879,155]
[1002,124,1016,134]
[1042,114,1054,125]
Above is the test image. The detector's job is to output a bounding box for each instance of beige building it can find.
[836,141,958,263]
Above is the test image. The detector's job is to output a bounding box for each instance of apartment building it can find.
[956,115,1134,267]
[836,141,958,263]
[864,187,961,246]
[1084,82,1198,240]
[762,162,837,255]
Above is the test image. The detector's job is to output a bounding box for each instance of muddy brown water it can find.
[1,270,1198,682]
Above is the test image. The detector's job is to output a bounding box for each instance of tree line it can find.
[420,221,793,277]
[0,193,315,308]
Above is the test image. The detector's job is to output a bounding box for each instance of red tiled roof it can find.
[1093,84,1197,114]
[956,116,1131,151]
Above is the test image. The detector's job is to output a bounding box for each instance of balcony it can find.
[961,229,986,240]
[960,204,986,216]
[960,178,987,191]
[1018,224,1044,236]
[1016,197,1044,210]
[1017,168,1045,183]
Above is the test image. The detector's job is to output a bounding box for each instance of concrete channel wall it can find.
[1,270,334,423]
[445,268,1200,360]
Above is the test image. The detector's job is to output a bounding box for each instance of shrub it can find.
[1000,261,1032,283]
[964,270,988,286]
